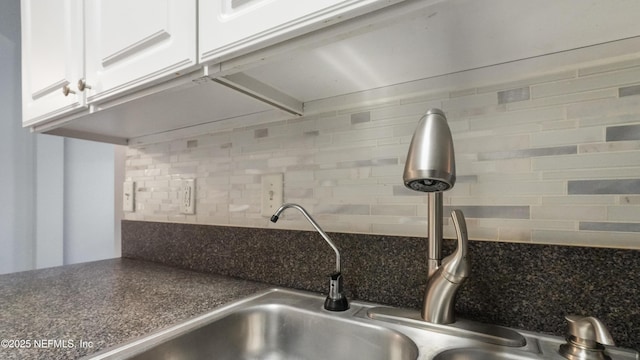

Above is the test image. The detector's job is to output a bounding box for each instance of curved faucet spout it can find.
[271,203,349,311]
[270,203,341,273]
[422,210,470,323]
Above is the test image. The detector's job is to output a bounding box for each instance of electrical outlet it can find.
[180,179,195,215]
[123,181,135,212]
[261,174,283,217]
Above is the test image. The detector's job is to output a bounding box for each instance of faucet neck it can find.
[427,192,444,278]
[272,203,341,273]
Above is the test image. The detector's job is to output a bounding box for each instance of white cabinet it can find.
[21,0,197,126]
[84,0,197,102]
[21,0,86,126]
[199,0,401,64]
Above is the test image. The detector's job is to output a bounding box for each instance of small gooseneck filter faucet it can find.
[403,108,470,324]
[270,203,349,311]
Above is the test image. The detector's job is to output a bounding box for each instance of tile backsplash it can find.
[124,58,640,249]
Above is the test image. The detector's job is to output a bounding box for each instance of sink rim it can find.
[432,346,543,360]
[83,287,640,360]
[84,288,420,360]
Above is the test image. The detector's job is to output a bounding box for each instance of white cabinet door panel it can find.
[199,0,399,64]
[85,0,197,102]
[21,0,85,126]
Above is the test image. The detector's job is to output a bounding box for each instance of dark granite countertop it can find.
[0,258,270,360]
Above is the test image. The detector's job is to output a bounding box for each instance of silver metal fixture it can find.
[422,209,469,323]
[270,203,349,311]
[404,108,456,279]
[559,315,615,360]
[403,108,455,193]
[403,108,468,324]
[89,289,639,360]
[77,79,92,91]
[62,83,75,96]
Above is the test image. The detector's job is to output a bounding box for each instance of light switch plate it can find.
[261,174,283,217]
[180,179,195,215]
[123,181,135,212]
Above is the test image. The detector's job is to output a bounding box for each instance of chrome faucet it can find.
[270,203,349,311]
[403,109,470,324]
[421,209,470,323]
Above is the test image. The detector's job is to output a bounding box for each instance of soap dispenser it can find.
[559,315,615,360]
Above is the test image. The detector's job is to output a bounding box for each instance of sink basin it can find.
[433,348,541,360]
[87,288,639,360]
[87,289,418,360]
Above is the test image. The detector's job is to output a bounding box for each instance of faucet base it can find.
[324,296,349,312]
[560,341,611,360]
[325,272,349,311]
[367,306,526,347]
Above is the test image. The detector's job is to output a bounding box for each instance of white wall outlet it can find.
[123,181,135,212]
[261,174,283,217]
[180,179,195,215]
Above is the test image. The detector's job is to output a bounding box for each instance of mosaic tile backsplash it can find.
[124,58,640,248]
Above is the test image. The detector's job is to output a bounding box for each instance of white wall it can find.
[35,135,64,268]
[0,0,123,274]
[0,0,35,274]
[63,138,120,264]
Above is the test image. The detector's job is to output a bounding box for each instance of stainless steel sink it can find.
[86,288,639,360]
[432,348,541,360]
[87,289,419,360]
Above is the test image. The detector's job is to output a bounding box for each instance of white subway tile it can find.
[578,59,640,77]
[533,152,639,171]
[477,70,576,94]
[468,107,564,131]
[531,205,606,221]
[532,66,640,99]
[542,167,640,180]
[567,95,640,120]
[608,206,640,222]
[124,56,640,248]
[507,89,615,111]
[532,229,640,248]
[620,196,640,205]
[542,195,616,205]
[530,127,603,147]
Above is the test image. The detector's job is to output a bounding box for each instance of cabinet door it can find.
[85,0,197,102]
[199,0,398,64]
[21,0,85,126]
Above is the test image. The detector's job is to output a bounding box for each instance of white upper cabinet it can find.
[198,0,402,64]
[21,0,86,126]
[84,0,197,102]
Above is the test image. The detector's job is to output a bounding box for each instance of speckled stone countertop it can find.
[0,258,270,360]
[122,220,640,351]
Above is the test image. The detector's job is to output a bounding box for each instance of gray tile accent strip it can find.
[606,124,640,142]
[456,175,479,183]
[619,84,640,97]
[444,205,530,219]
[315,204,370,215]
[568,179,640,195]
[498,87,530,104]
[478,146,577,161]
[254,128,268,138]
[580,222,640,233]
[351,112,371,124]
[337,158,398,169]
[393,185,423,196]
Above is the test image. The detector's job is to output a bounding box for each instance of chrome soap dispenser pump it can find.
[403,108,470,324]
